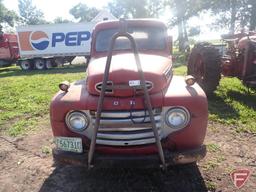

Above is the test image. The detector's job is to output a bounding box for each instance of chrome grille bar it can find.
[96,138,157,146]
[97,130,162,140]
[89,110,163,146]
[92,115,161,125]
[91,109,161,118]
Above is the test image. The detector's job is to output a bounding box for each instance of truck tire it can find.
[34,59,46,70]
[45,59,53,69]
[20,60,33,70]
[187,42,221,95]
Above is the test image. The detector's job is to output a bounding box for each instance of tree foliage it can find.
[53,17,71,24]
[166,0,207,51]
[208,0,256,33]
[107,0,164,18]
[18,0,46,25]
[0,0,18,27]
[69,3,99,22]
[166,0,256,51]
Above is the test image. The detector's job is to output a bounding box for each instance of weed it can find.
[207,143,221,153]
[202,155,226,171]
[41,145,51,155]
[205,180,217,191]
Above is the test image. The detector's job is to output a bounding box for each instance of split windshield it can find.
[95,26,166,52]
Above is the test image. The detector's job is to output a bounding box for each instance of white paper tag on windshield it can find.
[129,80,141,87]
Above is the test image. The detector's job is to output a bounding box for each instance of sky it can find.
[3,0,111,21]
[3,0,227,40]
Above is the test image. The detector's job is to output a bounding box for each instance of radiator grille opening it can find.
[95,81,113,93]
[95,80,153,93]
[90,108,163,146]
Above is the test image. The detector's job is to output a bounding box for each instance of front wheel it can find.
[187,42,221,95]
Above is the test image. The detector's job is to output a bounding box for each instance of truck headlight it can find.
[165,107,190,129]
[66,111,89,132]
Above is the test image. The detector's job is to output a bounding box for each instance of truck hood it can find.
[87,53,172,97]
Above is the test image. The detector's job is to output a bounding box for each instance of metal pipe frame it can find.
[88,19,166,169]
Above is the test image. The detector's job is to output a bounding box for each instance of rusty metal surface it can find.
[53,145,206,168]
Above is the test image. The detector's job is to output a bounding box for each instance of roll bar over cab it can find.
[50,19,208,169]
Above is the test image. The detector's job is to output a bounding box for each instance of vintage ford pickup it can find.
[50,19,208,169]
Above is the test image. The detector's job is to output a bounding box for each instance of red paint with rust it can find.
[50,76,207,154]
[0,33,19,65]
[221,32,256,81]
[50,19,208,157]
[87,54,172,97]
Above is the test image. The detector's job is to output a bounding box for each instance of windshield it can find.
[95,26,166,52]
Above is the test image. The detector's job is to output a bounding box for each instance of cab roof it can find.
[94,19,168,31]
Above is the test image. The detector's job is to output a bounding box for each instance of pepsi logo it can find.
[30,31,49,50]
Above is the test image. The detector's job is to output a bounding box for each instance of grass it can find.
[206,143,221,153]
[0,64,255,136]
[209,77,256,133]
[202,155,225,171]
[0,64,85,136]
[173,65,187,76]
[173,65,256,133]
[41,145,52,155]
[205,181,217,191]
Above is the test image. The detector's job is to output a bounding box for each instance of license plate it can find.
[55,137,83,153]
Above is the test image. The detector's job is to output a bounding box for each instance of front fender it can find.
[163,76,208,149]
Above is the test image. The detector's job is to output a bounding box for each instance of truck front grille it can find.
[90,109,163,146]
[95,81,153,94]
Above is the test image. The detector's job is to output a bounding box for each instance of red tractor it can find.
[50,19,208,169]
[188,32,256,95]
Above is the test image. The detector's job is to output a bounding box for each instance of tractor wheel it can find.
[187,42,221,95]
[34,59,46,70]
[20,60,33,70]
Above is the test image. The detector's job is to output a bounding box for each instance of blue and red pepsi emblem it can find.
[30,31,49,50]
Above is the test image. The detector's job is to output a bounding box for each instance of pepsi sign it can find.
[30,31,49,50]
[17,23,94,57]
[52,31,90,47]
[18,30,91,51]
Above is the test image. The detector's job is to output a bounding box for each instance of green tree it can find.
[166,0,206,51]
[69,3,99,22]
[207,0,256,33]
[18,0,46,25]
[107,0,164,18]
[249,0,256,30]
[53,17,71,24]
[0,0,18,27]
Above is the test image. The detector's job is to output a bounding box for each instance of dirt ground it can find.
[0,119,255,192]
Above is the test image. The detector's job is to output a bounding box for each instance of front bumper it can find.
[53,145,206,168]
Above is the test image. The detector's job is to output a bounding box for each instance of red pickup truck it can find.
[50,19,208,169]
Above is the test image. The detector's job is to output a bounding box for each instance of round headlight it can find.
[66,111,89,132]
[165,107,190,129]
